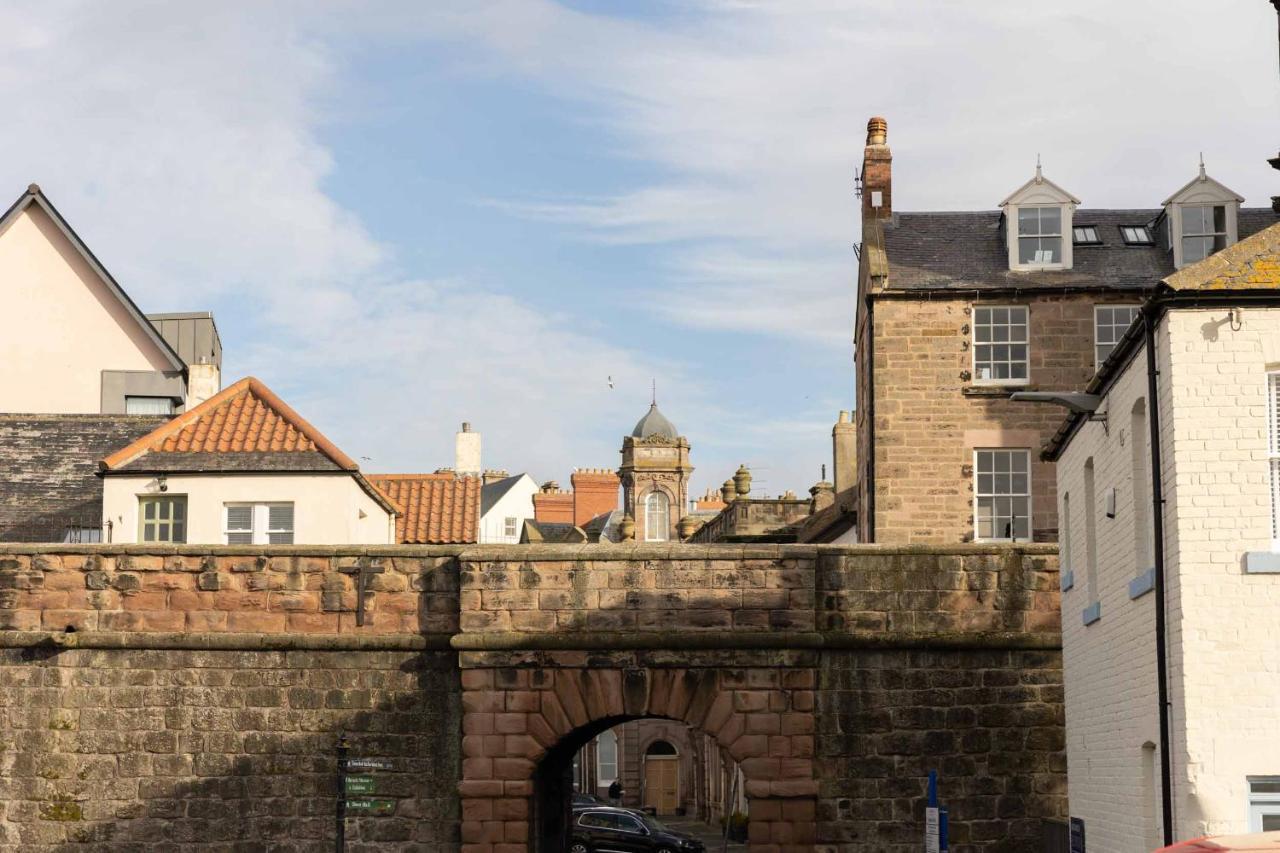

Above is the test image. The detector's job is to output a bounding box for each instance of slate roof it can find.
[367,474,481,544]
[521,519,586,544]
[0,415,165,542]
[878,208,1277,292]
[480,474,530,516]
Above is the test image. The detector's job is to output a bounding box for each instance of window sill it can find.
[964,384,1031,397]
[1082,601,1101,626]
[1128,568,1155,599]
[1060,569,1074,592]
[1244,552,1280,574]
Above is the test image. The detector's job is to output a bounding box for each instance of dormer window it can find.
[1161,162,1243,269]
[1180,204,1227,264]
[1018,207,1062,264]
[999,164,1080,272]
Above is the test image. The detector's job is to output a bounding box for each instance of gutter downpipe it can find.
[1144,305,1174,846]
[865,295,876,542]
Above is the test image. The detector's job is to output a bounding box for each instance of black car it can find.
[571,792,608,809]
[569,807,704,853]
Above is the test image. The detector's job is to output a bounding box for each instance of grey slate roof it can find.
[631,403,678,439]
[110,451,343,474]
[879,208,1277,292]
[0,414,166,542]
[480,474,528,516]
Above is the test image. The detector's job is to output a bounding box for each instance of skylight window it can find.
[1120,226,1154,246]
[1073,226,1101,245]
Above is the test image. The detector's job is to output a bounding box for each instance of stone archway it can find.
[459,662,817,853]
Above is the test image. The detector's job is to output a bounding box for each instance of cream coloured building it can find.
[1044,222,1280,848]
[101,377,396,545]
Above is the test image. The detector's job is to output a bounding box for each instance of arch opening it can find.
[535,715,745,853]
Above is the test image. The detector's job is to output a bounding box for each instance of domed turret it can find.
[631,403,678,440]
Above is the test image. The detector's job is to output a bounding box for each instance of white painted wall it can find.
[1057,307,1280,844]
[102,472,394,545]
[0,205,175,413]
[479,474,538,544]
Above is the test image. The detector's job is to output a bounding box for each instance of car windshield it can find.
[638,813,668,833]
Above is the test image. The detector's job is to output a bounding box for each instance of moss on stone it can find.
[39,796,82,821]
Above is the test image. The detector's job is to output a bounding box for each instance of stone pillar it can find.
[832,410,856,495]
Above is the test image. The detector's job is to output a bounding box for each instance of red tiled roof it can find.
[102,377,359,471]
[366,474,481,544]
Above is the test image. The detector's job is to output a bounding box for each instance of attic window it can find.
[1120,226,1154,246]
[1017,207,1063,265]
[1072,226,1101,245]
[1180,204,1227,264]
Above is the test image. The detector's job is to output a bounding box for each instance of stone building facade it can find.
[0,541,1064,852]
[619,403,692,542]
[1046,224,1280,844]
[854,117,1277,545]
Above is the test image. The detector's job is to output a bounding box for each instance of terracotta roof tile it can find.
[102,377,357,472]
[366,474,481,544]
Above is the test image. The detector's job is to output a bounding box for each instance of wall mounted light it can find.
[157,474,168,493]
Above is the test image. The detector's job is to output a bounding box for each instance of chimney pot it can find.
[461,422,471,432]
[866,117,887,146]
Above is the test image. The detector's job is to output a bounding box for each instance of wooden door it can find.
[644,758,679,815]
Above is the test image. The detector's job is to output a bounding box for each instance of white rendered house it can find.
[1043,222,1280,847]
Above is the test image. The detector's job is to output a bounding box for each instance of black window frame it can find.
[1072,225,1102,246]
[1119,225,1155,246]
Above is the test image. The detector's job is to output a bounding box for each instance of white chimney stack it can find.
[186,360,221,409]
[455,422,481,477]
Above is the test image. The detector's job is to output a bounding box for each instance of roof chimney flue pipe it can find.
[455,422,481,477]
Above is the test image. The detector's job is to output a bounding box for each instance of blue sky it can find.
[1,1,1276,501]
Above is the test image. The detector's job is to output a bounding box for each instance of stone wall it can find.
[0,543,1063,852]
[857,293,1141,545]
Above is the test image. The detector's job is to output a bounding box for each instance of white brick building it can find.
[1044,222,1280,848]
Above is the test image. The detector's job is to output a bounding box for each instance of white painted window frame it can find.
[1093,304,1141,372]
[972,305,1030,386]
[1015,205,1065,268]
[973,448,1032,542]
[596,729,618,785]
[223,502,294,546]
[503,516,518,539]
[1248,777,1280,831]
[1269,373,1280,552]
[644,491,670,542]
[139,495,187,544]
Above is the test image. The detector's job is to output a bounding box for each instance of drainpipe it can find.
[1144,307,1174,846]
[864,297,876,542]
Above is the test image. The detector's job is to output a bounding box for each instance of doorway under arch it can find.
[643,739,680,815]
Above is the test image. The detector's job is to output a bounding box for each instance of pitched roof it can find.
[0,184,185,372]
[877,208,1276,293]
[1162,221,1280,292]
[521,519,587,544]
[480,473,534,516]
[366,474,481,544]
[0,415,166,542]
[101,376,358,472]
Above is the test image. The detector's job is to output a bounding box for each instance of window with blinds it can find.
[223,503,294,545]
[1270,373,1280,546]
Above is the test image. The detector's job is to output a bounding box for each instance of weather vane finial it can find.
[1035,153,1042,181]
[651,378,656,406]
[1199,151,1206,179]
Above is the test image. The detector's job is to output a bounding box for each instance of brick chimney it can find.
[861,116,892,221]
[570,468,620,526]
[832,410,857,495]
[533,481,574,524]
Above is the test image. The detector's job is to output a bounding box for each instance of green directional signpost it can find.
[336,735,396,852]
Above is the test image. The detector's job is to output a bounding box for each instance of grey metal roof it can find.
[879,207,1277,292]
[631,403,678,439]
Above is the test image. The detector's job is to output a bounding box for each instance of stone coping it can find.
[0,542,1059,559]
[0,628,1060,652]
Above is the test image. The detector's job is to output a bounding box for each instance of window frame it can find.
[972,305,1031,386]
[1072,225,1101,246]
[1015,205,1065,267]
[1269,373,1280,552]
[973,448,1032,543]
[1248,777,1280,832]
[138,495,187,544]
[1093,304,1142,372]
[1179,203,1228,266]
[503,516,519,539]
[1119,225,1155,246]
[125,395,176,416]
[595,729,618,785]
[643,490,670,542]
[222,502,295,546]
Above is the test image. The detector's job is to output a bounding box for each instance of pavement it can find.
[658,815,747,852]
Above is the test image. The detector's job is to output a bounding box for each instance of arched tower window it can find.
[644,491,670,542]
